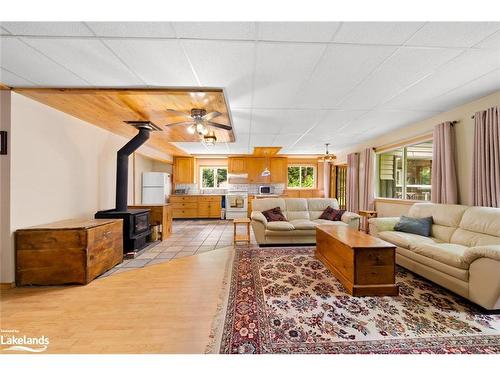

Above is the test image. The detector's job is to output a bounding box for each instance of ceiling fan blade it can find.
[206,121,232,131]
[202,111,222,121]
[163,121,195,127]
[165,109,193,119]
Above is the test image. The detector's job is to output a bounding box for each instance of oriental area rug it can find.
[215,247,500,354]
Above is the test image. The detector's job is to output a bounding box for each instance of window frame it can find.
[287,164,317,189]
[375,138,433,202]
[199,166,228,189]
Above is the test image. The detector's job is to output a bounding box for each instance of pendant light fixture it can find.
[261,150,271,177]
[320,143,336,162]
[202,131,217,146]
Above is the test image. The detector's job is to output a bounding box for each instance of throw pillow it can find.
[262,207,287,222]
[319,206,346,221]
[394,216,433,237]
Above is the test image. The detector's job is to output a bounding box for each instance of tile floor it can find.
[100,219,256,278]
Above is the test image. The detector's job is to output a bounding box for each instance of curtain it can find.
[431,121,458,204]
[346,153,359,213]
[323,161,331,198]
[472,106,500,207]
[359,148,375,211]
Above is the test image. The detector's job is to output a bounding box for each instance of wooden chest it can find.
[316,225,398,297]
[15,218,123,286]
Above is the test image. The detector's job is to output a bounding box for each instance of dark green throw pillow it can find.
[394,216,433,237]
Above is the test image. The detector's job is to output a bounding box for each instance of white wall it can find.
[0,93,171,283]
[335,91,500,215]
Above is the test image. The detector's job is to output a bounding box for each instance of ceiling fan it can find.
[163,108,232,138]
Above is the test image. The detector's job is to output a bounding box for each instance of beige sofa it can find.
[369,203,500,310]
[251,198,360,245]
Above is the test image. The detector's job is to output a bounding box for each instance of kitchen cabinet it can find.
[170,195,222,219]
[283,189,323,198]
[247,157,268,184]
[173,157,195,184]
[228,157,247,174]
[270,157,288,183]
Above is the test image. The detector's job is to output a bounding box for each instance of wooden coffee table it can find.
[316,225,398,297]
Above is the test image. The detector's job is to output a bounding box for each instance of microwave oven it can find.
[259,186,272,194]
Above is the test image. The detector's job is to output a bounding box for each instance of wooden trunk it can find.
[15,219,123,286]
[315,225,398,297]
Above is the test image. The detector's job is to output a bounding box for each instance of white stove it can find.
[225,190,248,219]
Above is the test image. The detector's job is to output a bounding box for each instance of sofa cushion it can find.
[408,203,468,242]
[313,219,347,226]
[286,211,310,221]
[450,228,500,247]
[252,198,286,214]
[378,231,438,249]
[318,206,345,221]
[262,207,287,222]
[410,243,469,269]
[266,221,295,231]
[290,219,317,230]
[307,198,340,220]
[394,215,433,237]
[397,247,469,281]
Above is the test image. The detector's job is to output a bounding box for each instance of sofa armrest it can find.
[341,211,361,229]
[251,211,268,226]
[368,217,400,237]
[464,245,500,264]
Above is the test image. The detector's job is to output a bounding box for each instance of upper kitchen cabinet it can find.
[173,157,195,184]
[228,157,247,174]
[247,157,268,184]
[270,157,288,183]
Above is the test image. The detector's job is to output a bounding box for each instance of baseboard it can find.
[0,282,15,290]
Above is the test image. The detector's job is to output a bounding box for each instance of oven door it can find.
[226,194,248,211]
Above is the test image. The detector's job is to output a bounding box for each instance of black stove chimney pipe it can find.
[115,126,151,212]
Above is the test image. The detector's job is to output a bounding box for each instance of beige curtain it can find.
[346,153,359,213]
[359,148,375,211]
[431,121,458,204]
[472,106,500,207]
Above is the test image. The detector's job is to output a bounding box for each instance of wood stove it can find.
[95,121,161,253]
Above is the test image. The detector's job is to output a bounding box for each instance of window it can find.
[377,141,433,201]
[333,165,347,209]
[200,167,228,189]
[287,165,316,189]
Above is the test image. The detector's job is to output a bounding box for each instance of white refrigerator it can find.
[142,172,171,204]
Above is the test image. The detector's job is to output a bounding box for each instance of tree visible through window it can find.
[201,167,228,188]
[288,166,315,188]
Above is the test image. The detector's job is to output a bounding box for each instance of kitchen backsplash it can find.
[173,183,285,195]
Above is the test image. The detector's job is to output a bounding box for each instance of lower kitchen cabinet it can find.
[170,195,222,219]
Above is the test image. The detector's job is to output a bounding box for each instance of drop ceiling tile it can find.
[249,133,277,147]
[86,22,176,38]
[474,30,500,49]
[333,22,425,45]
[272,134,302,148]
[352,110,440,134]
[1,22,94,37]
[297,44,397,108]
[258,22,340,42]
[22,37,143,86]
[309,110,368,136]
[253,42,326,107]
[250,109,323,135]
[0,68,34,86]
[405,69,500,112]
[182,40,255,107]
[230,109,252,134]
[382,49,500,111]
[407,22,500,47]
[104,39,197,86]
[339,47,464,110]
[172,22,256,40]
[0,26,11,35]
[0,37,87,86]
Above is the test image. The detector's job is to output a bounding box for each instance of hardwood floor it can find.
[0,247,234,354]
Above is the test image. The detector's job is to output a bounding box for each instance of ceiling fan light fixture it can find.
[187,124,196,134]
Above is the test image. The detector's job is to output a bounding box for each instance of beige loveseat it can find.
[251,198,360,245]
[369,203,500,310]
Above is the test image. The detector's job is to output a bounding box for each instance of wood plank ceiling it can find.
[15,88,235,156]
